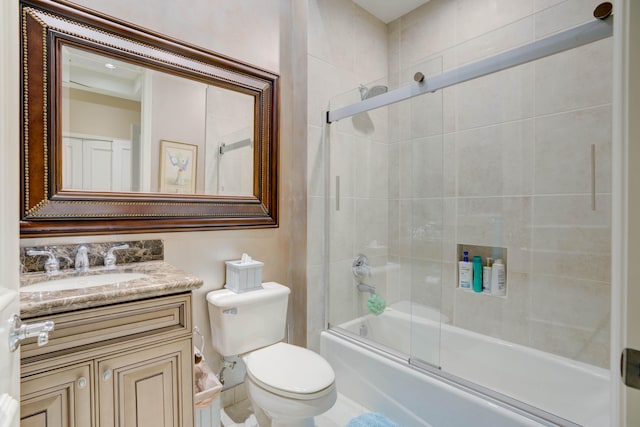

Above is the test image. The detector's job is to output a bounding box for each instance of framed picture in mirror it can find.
[159,140,198,194]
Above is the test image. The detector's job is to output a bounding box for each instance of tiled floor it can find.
[219,392,369,427]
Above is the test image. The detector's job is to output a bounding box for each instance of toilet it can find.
[206,282,337,427]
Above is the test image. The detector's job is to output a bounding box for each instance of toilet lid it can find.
[245,342,335,399]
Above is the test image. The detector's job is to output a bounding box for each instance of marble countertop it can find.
[20,261,203,318]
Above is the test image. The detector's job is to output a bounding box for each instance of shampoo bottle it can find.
[458,251,473,290]
[490,259,506,296]
[482,257,493,293]
[472,256,483,292]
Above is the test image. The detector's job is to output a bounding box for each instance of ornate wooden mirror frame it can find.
[20,0,279,237]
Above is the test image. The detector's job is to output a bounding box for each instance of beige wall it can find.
[310,0,612,368]
[20,0,306,373]
[64,88,141,140]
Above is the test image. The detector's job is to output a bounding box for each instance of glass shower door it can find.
[325,74,444,366]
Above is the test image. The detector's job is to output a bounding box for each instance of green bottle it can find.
[473,256,483,292]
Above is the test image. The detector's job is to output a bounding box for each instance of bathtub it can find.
[321,303,610,427]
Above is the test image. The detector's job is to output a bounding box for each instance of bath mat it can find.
[346,412,400,427]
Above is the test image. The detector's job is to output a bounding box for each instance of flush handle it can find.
[8,315,54,352]
[223,308,238,315]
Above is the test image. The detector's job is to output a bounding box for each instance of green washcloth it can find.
[367,294,386,315]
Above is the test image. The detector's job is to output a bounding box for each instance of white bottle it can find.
[482,257,493,294]
[458,251,473,290]
[490,259,506,296]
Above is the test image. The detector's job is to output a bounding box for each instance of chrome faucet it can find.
[103,244,129,269]
[74,245,90,272]
[26,248,61,275]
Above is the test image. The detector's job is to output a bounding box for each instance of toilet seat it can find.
[244,342,335,400]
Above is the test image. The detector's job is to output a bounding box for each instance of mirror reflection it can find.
[61,46,254,196]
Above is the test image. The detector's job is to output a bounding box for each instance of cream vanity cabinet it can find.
[19,293,195,427]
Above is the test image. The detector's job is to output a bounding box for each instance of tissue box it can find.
[225,259,263,293]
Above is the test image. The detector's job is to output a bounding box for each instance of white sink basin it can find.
[20,272,149,292]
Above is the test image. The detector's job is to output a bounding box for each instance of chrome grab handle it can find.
[8,314,54,352]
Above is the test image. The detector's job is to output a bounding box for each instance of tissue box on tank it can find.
[225,259,263,292]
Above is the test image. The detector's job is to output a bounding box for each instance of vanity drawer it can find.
[21,293,192,361]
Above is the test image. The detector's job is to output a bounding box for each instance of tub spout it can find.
[357,283,376,295]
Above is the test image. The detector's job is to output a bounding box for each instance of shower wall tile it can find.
[387,200,400,254]
[411,136,445,199]
[307,196,324,266]
[306,264,324,352]
[440,261,457,322]
[533,194,611,228]
[456,197,532,274]
[398,142,412,200]
[531,225,611,256]
[411,198,445,262]
[410,90,444,138]
[329,131,355,198]
[534,0,606,38]
[329,197,355,262]
[455,0,533,45]
[307,56,358,127]
[442,198,458,262]
[354,5,388,84]
[456,120,534,197]
[454,64,534,131]
[442,15,533,70]
[307,125,324,198]
[534,39,613,116]
[443,135,457,198]
[328,259,360,325]
[452,272,531,347]
[398,0,457,66]
[354,139,389,198]
[408,259,444,311]
[388,144,400,200]
[529,318,610,368]
[532,251,611,283]
[529,275,611,332]
[398,200,413,259]
[308,0,355,73]
[354,198,389,255]
[385,257,412,305]
[534,106,612,195]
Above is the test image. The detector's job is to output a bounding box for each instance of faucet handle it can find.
[26,248,61,275]
[103,244,129,268]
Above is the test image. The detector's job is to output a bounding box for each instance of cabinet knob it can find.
[103,369,112,381]
[77,377,87,389]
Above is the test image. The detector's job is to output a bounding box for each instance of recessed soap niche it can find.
[456,244,507,297]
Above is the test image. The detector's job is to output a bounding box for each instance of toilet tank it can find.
[206,282,291,356]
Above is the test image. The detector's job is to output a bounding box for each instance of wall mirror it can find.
[20,0,279,237]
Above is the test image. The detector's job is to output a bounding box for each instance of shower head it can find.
[359,84,388,100]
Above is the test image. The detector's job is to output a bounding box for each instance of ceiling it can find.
[353,0,430,23]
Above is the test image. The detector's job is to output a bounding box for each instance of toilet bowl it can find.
[244,342,336,427]
[206,282,337,427]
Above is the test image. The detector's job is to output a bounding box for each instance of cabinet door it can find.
[97,339,193,427]
[21,363,92,427]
